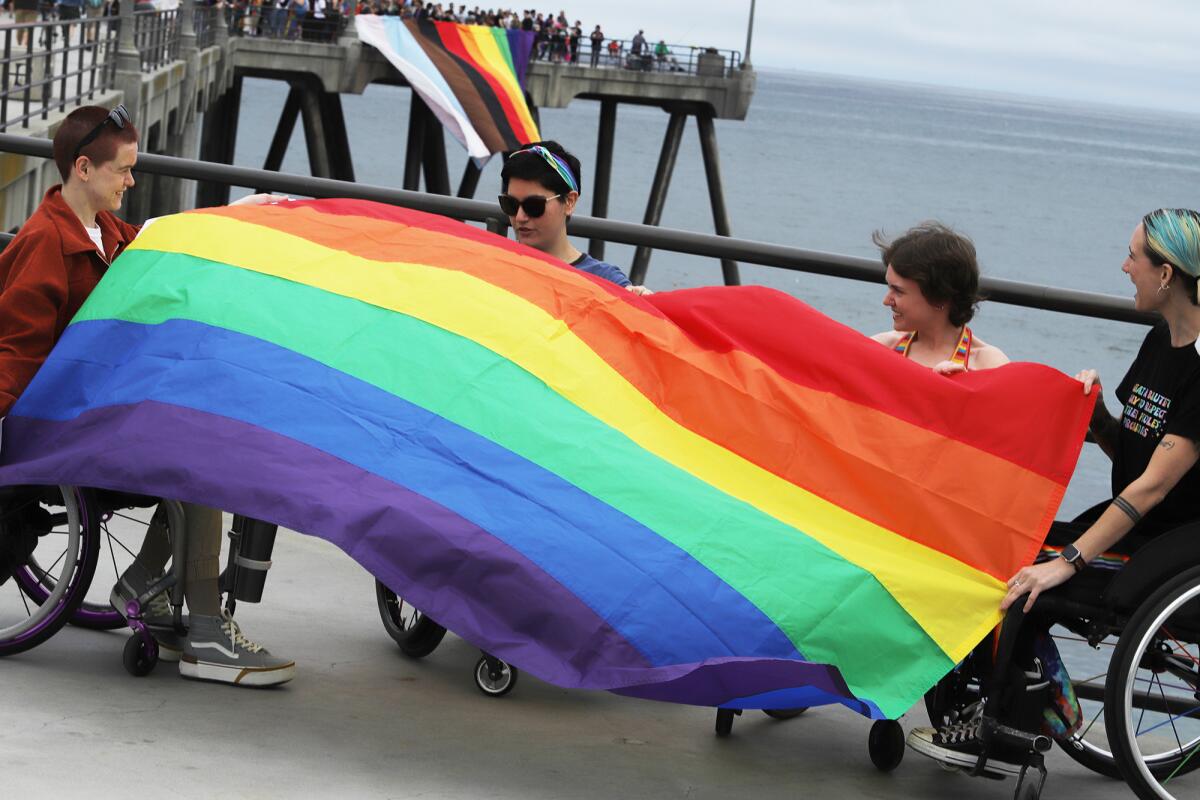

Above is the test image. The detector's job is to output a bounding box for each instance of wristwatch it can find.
[1061,544,1087,573]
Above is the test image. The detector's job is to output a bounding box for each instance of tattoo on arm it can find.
[1160,439,1176,451]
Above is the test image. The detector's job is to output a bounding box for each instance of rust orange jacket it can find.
[0,185,140,417]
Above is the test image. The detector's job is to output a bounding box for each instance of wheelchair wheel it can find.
[474,654,518,697]
[868,719,904,771]
[122,631,159,677]
[1107,566,1200,800]
[714,708,741,737]
[375,579,447,658]
[16,500,161,630]
[0,486,100,656]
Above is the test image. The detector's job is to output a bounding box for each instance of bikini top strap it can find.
[951,326,973,369]
[894,331,915,357]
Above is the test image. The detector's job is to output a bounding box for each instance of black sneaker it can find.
[906,715,1025,776]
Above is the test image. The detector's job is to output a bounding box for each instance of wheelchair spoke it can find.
[1166,739,1200,783]
[17,580,31,617]
[1078,701,1105,740]
[44,547,67,574]
[1164,628,1200,667]
[1155,670,1185,757]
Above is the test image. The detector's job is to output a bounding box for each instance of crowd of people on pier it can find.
[0,0,688,70]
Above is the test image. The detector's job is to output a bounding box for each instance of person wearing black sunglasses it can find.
[499,141,651,295]
[0,104,295,687]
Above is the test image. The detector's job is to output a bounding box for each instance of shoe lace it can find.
[935,718,980,745]
[219,612,265,654]
[147,591,174,620]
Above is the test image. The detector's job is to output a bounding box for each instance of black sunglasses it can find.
[72,104,130,163]
[498,193,562,218]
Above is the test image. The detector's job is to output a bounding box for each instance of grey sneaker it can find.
[180,612,295,687]
[110,568,185,663]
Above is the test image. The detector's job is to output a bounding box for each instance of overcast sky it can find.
[567,0,1199,114]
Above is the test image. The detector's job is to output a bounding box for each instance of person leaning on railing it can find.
[0,104,297,686]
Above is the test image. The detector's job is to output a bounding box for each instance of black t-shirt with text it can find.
[1113,321,1200,537]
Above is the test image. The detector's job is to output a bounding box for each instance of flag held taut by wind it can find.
[0,200,1093,719]
[355,17,540,159]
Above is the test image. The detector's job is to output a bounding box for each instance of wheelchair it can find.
[913,503,1200,800]
[375,579,520,697]
[1,484,278,674]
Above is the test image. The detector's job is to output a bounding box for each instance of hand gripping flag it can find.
[0,200,1093,719]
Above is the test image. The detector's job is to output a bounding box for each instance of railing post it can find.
[114,0,141,114]
[339,0,356,44]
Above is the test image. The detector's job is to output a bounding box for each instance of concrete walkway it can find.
[2,529,1147,799]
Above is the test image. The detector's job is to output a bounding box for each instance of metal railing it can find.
[0,132,1154,326]
[193,4,220,49]
[225,4,344,41]
[534,38,742,78]
[0,17,120,129]
[133,8,180,70]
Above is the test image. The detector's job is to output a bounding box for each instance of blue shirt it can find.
[571,253,631,288]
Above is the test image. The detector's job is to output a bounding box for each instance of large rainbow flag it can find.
[356,16,539,158]
[0,200,1093,719]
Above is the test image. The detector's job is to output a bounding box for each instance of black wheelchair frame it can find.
[923,514,1200,800]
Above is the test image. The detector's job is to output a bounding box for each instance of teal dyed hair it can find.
[1144,208,1200,279]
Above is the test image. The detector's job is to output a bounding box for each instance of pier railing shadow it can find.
[0,132,1154,328]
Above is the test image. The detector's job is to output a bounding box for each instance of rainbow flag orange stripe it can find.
[0,200,1093,718]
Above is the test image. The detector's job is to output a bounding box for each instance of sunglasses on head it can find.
[498,193,562,218]
[72,104,130,163]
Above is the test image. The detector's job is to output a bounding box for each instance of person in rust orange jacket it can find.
[0,103,296,687]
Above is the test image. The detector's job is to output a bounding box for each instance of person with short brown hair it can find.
[870,221,1008,373]
[0,103,296,687]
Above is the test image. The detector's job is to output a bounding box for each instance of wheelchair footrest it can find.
[982,717,1051,753]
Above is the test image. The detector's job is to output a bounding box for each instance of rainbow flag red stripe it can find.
[0,200,1093,718]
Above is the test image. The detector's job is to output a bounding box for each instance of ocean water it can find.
[229,68,1200,517]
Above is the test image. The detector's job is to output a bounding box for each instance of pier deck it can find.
[3,521,1139,799]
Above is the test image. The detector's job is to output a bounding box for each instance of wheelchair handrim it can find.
[0,486,84,642]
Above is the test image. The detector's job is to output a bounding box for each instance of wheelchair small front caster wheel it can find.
[763,707,807,720]
[123,632,158,677]
[474,655,517,697]
[714,708,742,737]
[868,719,905,771]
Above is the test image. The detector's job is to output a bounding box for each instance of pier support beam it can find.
[422,105,450,195]
[403,95,426,191]
[629,110,686,285]
[457,159,481,198]
[196,72,243,206]
[587,98,616,260]
[263,87,301,174]
[696,112,740,286]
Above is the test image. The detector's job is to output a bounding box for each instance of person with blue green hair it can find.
[1005,208,1200,605]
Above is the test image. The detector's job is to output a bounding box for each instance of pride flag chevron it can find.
[0,200,1093,719]
[355,16,539,158]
